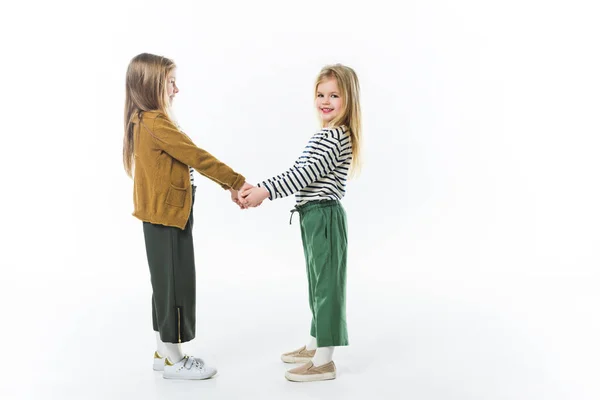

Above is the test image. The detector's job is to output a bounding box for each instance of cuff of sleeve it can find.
[257,182,274,200]
[230,174,246,191]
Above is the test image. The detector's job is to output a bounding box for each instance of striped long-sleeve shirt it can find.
[258,126,352,205]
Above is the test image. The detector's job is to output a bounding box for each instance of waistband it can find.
[289,199,340,224]
[296,199,340,212]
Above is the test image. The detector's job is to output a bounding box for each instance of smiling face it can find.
[166,69,179,105]
[315,77,343,126]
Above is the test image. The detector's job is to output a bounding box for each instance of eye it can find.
[331,94,339,98]
[317,93,324,98]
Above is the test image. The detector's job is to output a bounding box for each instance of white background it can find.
[1,0,599,399]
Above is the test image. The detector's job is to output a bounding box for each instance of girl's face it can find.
[316,78,343,126]
[166,70,179,104]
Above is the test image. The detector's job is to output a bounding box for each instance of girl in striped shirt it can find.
[241,64,362,382]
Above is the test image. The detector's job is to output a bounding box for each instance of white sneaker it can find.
[153,352,207,372]
[163,355,217,380]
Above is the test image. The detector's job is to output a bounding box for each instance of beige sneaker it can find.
[285,361,336,382]
[281,346,316,363]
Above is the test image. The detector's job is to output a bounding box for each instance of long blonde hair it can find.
[123,53,176,177]
[315,64,362,176]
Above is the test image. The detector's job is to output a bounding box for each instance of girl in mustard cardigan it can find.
[122,53,251,380]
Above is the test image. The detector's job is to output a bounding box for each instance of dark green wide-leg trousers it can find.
[143,187,196,343]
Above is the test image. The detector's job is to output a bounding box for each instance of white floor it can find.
[5,269,598,400]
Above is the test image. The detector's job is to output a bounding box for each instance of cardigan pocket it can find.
[166,185,187,208]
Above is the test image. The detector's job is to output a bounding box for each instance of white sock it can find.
[155,332,184,362]
[306,336,317,351]
[163,343,185,363]
[312,346,334,367]
[155,332,168,356]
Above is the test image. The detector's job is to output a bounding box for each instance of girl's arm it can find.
[148,114,246,191]
[242,128,351,205]
[259,128,351,199]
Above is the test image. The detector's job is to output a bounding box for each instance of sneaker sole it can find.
[281,355,314,364]
[285,371,336,382]
[163,370,217,380]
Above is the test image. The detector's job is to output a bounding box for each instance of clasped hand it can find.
[228,183,269,209]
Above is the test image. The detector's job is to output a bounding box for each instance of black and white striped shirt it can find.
[258,126,352,205]
[189,167,195,186]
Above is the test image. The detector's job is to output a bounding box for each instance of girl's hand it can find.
[237,182,255,209]
[241,187,269,208]
[229,188,246,209]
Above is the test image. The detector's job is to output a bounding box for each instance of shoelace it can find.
[182,356,205,370]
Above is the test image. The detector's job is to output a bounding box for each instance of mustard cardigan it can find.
[131,111,245,229]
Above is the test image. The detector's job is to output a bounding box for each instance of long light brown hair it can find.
[315,64,362,176]
[123,53,176,177]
